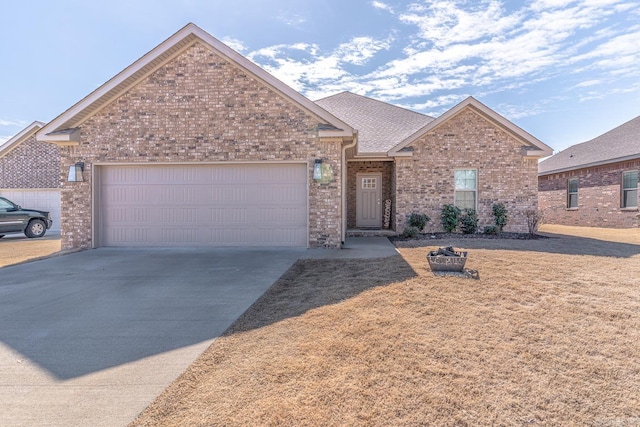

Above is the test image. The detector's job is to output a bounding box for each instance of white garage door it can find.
[98,164,308,247]
[0,189,61,232]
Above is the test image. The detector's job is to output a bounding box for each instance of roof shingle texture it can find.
[315,91,434,154]
[539,115,640,174]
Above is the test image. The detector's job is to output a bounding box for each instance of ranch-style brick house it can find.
[37,23,552,250]
[538,115,640,228]
[0,121,62,232]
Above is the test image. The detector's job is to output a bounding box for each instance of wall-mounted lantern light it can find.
[68,162,85,182]
[313,159,323,181]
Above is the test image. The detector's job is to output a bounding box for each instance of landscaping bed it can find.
[390,231,546,243]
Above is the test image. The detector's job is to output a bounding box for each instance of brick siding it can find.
[59,42,342,249]
[0,134,60,189]
[538,159,640,228]
[394,107,539,234]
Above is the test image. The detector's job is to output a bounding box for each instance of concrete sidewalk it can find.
[0,237,397,427]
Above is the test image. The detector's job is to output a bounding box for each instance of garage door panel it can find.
[100,164,307,247]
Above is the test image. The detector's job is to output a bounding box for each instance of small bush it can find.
[484,225,498,235]
[441,204,461,233]
[526,209,544,235]
[492,203,508,231]
[408,213,430,231]
[401,226,420,238]
[460,209,479,234]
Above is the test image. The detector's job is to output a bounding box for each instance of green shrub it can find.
[460,209,479,234]
[492,203,508,232]
[484,225,498,235]
[401,226,420,238]
[408,213,430,231]
[440,204,461,233]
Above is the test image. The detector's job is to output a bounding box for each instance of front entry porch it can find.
[346,160,395,234]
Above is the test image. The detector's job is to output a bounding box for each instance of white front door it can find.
[356,173,382,228]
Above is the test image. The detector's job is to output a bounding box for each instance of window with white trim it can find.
[454,169,477,210]
[567,178,579,208]
[622,171,638,208]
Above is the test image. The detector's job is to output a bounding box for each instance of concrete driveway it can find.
[0,246,307,427]
[0,238,399,427]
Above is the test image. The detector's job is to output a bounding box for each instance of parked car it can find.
[0,196,53,238]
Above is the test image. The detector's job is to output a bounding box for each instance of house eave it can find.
[348,154,393,162]
[538,153,640,176]
[37,128,81,146]
[319,129,353,138]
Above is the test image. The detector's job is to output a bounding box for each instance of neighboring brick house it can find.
[37,23,552,250]
[538,116,640,228]
[0,121,61,232]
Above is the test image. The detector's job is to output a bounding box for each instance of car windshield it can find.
[0,198,15,209]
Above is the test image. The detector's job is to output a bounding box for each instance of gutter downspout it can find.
[341,134,358,246]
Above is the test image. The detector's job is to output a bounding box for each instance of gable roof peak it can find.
[0,121,45,157]
[388,96,552,158]
[38,23,354,143]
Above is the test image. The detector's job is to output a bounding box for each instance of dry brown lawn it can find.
[131,226,640,426]
[0,234,61,268]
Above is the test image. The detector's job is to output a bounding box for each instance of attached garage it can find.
[96,163,308,247]
[38,24,353,250]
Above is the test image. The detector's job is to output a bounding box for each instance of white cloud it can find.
[248,36,392,94]
[372,1,394,13]
[399,94,468,113]
[221,37,246,53]
[277,12,307,27]
[246,0,640,114]
[336,36,392,66]
[575,80,602,87]
[0,118,28,127]
[399,0,523,49]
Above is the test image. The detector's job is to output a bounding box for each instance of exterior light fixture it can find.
[68,162,85,182]
[313,159,323,181]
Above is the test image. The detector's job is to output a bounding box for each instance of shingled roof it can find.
[315,91,434,155]
[539,115,640,175]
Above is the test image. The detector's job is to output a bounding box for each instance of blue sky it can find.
[1,0,639,154]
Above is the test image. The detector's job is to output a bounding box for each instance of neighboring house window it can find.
[622,171,638,208]
[455,169,477,210]
[567,178,579,208]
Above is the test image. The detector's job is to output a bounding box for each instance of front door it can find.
[356,173,382,228]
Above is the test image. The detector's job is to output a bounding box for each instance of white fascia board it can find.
[318,129,353,138]
[37,128,81,145]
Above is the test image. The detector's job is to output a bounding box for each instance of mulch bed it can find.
[390,232,547,243]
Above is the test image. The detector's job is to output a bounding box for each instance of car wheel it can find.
[25,219,47,238]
